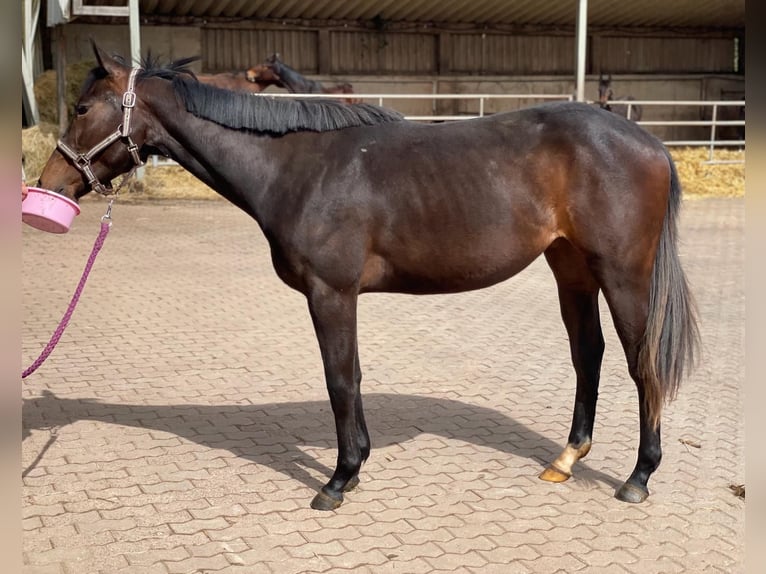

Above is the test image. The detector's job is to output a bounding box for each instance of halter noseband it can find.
[56,67,144,196]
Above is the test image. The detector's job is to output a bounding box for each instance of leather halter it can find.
[56,67,144,196]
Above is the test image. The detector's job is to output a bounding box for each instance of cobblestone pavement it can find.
[22,196,744,574]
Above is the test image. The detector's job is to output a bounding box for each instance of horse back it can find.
[262,102,669,295]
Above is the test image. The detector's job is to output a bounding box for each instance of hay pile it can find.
[22,121,743,200]
[669,147,745,198]
[133,163,218,200]
[21,123,57,181]
[33,61,96,125]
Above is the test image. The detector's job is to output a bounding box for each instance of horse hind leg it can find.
[597,270,661,503]
[541,239,660,502]
[539,239,604,483]
[546,246,662,503]
[597,223,699,504]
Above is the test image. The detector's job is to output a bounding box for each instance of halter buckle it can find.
[122,91,136,108]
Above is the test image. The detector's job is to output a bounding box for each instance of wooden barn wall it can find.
[448,34,574,75]
[199,26,738,76]
[53,23,743,142]
[201,28,318,72]
[60,23,739,77]
[330,32,437,74]
[591,36,735,74]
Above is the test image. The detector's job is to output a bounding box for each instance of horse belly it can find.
[366,216,554,294]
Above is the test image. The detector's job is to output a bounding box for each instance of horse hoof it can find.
[310,490,344,511]
[539,465,572,483]
[615,482,649,503]
[343,475,360,492]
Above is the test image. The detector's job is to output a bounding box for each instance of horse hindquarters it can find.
[542,148,698,502]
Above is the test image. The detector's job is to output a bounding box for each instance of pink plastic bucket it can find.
[22,187,81,234]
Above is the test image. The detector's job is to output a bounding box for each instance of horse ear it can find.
[90,40,128,78]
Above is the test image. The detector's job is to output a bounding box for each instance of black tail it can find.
[637,149,701,428]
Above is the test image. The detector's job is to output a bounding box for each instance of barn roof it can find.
[137,0,745,30]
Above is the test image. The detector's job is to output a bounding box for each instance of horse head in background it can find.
[196,66,281,93]
[598,73,643,121]
[245,63,281,87]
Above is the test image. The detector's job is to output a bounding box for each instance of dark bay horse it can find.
[250,53,361,103]
[37,44,699,511]
[598,74,643,121]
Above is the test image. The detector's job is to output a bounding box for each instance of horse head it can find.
[245,63,281,85]
[38,42,166,201]
[598,73,613,106]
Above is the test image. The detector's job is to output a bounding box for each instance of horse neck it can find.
[273,61,320,93]
[260,76,280,88]
[140,79,279,219]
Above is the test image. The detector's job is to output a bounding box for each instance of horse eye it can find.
[74,104,89,116]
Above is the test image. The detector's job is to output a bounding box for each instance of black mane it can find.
[82,51,199,96]
[86,51,404,134]
[139,52,200,81]
[172,77,404,135]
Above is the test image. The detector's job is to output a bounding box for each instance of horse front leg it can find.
[334,346,370,495]
[306,285,364,510]
[347,345,370,492]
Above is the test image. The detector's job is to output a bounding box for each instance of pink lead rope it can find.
[22,204,113,379]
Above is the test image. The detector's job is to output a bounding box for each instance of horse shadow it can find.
[22,389,623,494]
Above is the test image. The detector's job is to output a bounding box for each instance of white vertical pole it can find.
[22,0,40,124]
[128,0,141,66]
[128,0,144,178]
[575,0,588,102]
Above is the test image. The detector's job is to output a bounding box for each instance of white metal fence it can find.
[602,99,745,163]
[150,92,744,168]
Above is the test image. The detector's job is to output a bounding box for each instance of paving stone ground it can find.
[22,196,744,573]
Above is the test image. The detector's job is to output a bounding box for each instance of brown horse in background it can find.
[197,64,281,93]
[38,44,699,511]
[598,73,643,121]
